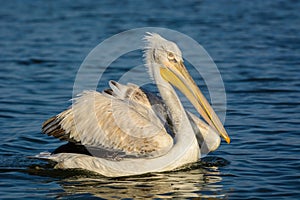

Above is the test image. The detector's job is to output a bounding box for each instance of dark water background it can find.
[1,0,300,199]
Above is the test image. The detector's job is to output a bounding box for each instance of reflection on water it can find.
[27,159,228,199]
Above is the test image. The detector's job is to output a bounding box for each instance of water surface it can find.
[0,0,299,199]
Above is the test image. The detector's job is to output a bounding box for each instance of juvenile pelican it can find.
[38,33,230,177]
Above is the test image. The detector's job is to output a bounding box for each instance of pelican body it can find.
[38,33,230,177]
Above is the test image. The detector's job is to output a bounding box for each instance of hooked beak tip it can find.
[225,137,231,144]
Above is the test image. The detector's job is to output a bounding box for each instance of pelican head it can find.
[144,33,230,144]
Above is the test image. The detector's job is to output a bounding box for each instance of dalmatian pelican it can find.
[38,33,230,177]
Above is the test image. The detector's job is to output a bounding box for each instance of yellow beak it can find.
[160,60,230,144]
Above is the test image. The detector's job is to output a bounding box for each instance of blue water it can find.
[1,0,300,199]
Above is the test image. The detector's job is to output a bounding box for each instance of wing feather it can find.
[103,81,170,126]
[42,86,173,158]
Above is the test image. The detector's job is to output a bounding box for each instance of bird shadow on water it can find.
[23,156,232,199]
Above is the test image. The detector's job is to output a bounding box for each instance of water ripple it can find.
[1,0,300,199]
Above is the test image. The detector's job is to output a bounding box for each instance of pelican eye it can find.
[167,52,176,62]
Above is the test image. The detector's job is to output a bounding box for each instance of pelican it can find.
[37,33,230,177]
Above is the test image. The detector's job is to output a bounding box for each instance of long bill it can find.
[160,60,230,144]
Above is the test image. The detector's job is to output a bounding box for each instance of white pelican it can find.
[38,33,230,177]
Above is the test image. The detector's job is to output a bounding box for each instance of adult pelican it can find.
[38,33,230,177]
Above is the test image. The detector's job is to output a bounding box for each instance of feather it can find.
[42,85,173,158]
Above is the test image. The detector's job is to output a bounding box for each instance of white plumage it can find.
[37,33,229,177]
